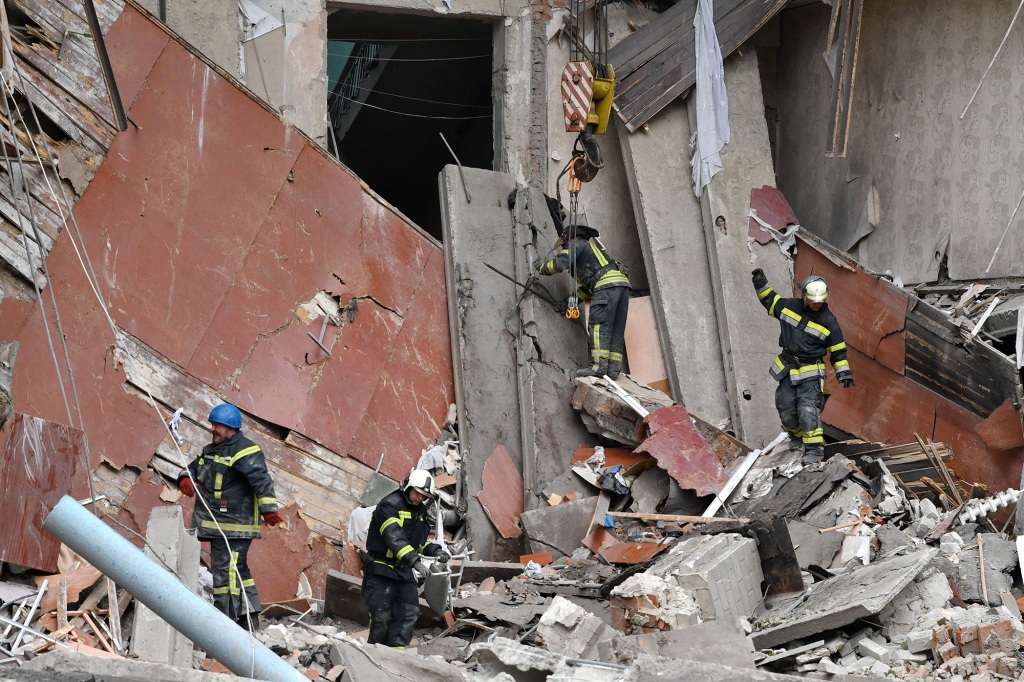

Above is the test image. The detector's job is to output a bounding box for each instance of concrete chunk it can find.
[598,618,756,668]
[519,496,599,558]
[536,596,616,659]
[751,549,938,649]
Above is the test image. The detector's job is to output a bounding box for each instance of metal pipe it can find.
[43,496,306,682]
[10,579,46,649]
[82,0,127,131]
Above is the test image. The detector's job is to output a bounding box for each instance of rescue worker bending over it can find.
[177,403,283,630]
[362,470,450,648]
[534,219,630,379]
[752,269,854,463]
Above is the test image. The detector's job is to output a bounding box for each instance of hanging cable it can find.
[325,50,490,61]
[334,94,491,120]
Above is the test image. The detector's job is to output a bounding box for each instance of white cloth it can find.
[347,505,375,545]
[691,0,730,197]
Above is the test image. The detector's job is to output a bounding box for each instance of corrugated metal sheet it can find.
[0,1,454,593]
[0,413,84,572]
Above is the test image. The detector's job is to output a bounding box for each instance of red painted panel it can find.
[749,186,799,244]
[104,5,169,113]
[934,400,1022,493]
[348,249,455,478]
[0,413,84,572]
[247,502,315,604]
[600,542,668,565]
[634,404,728,496]
[795,246,906,373]
[69,39,305,368]
[975,400,1024,452]
[476,445,524,539]
[113,469,172,548]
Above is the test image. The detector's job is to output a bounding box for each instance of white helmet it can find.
[403,469,436,499]
[802,277,829,304]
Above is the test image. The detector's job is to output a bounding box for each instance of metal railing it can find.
[328,42,380,125]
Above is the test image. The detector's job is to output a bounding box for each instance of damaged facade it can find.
[2,0,1024,681]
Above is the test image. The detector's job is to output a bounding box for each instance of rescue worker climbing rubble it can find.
[362,469,450,648]
[533,197,630,379]
[752,269,854,463]
[177,403,283,631]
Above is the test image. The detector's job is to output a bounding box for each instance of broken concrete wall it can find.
[0,3,453,597]
[774,1,1024,282]
[619,44,787,444]
[134,0,242,78]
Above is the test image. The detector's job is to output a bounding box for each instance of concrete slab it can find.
[129,506,198,667]
[536,596,616,659]
[454,560,526,585]
[598,618,757,668]
[751,549,938,649]
[25,651,259,682]
[956,533,1016,605]
[542,468,599,503]
[450,593,551,627]
[787,519,844,569]
[519,496,600,558]
[331,639,468,682]
[628,466,670,513]
[440,166,524,562]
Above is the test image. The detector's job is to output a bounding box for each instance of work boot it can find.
[236,613,260,631]
[575,360,609,378]
[606,361,622,380]
[801,445,824,465]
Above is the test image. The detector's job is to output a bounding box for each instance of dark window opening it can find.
[7,89,69,144]
[327,11,493,241]
[5,1,50,48]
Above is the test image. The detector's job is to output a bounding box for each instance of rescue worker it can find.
[177,403,283,630]
[362,469,450,648]
[533,207,630,379]
[752,269,854,463]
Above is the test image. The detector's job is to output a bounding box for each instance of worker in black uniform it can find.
[362,469,450,648]
[177,403,283,630]
[533,203,630,379]
[752,269,854,463]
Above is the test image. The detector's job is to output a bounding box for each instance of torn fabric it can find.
[691,0,730,197]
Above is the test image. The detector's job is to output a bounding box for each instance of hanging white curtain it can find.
[691,0,730,198]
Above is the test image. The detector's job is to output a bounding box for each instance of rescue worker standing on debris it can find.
[177,403,283,630]
[534,203,630,379]
[752,269,854,463]
[362,470,450,648]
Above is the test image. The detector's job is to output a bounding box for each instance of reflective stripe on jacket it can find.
[754,274,852,385]
[178,432,279,540]
[539,238,629,297]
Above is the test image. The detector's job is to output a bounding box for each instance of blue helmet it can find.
[209,403,242,429]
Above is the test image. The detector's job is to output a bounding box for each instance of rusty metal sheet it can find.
[248,503,315,603]
[0,413,84,571]
[634,404,729,496]
[794,237,906,373]
[749,186,799,245]
[105,4,169,112]
[582,527,618,554]
[476,445,524,539]
[112,469,169,548]
[572,445,654,476]
[975,400,1024,452]
[71,38,306,368]
[600,542,668,565]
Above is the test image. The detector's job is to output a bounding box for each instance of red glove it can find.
[262,511,284,526]
[179,478,195,498]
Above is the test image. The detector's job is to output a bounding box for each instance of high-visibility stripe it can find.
[828,342,847,353]
[781,309,801,326]
[201,520,260,532]
[257,496,277,506]
[214,472,223,499]
[230,445,261,466]
[592,323,601,354]
[229,551,239,594]
[757,285,773,300]
[834,359,850,370]
[213,586,230,595]
[806,320,830,337]
[803,429,825,444]
[768,294,780,317]
[395,545,414,560]
[608,351,623,361]
[596,273,630,288]
[380,517,402,532]
[590,242,609,267]
[242,578,255,587]
[398,511,412,521]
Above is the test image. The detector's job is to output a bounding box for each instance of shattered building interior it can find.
[2,0,1024,680]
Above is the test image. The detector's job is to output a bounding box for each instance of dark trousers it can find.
[588,286,629,370]
[209,538,261,621]
[775,375,826,458]
[362,572,419,648]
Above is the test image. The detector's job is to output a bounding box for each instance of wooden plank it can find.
[607,0,695,71]
[622,295,670,393]
[826,0,864,158]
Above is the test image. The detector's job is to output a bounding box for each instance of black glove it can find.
[841,377,855,389]
[434,550,451,564]
[411,558,429,577]
[554,297,569,315]
[533,256,546,272]
[751,268,765,282]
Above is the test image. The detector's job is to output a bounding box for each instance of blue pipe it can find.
[43,496,306,682]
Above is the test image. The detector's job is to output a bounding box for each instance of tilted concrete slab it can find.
[331,639,468,682]
[519,496,600,558]
[619,49,788,445]
[598,618,757,668]
[751,549,938,649]
[25,651,260,682]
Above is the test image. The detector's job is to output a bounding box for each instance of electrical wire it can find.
[334,93,491,120]
[329,37,488,42]
[326,81,492,109]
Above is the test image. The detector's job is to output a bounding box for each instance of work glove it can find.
[840,377,855,389]
[751,268,765,282]
[532,256,546,272]
[554,297,569,315]
[434,550,451,564]
[412,558,429,579]
[262,511,285,526]
[178,478,195,498]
